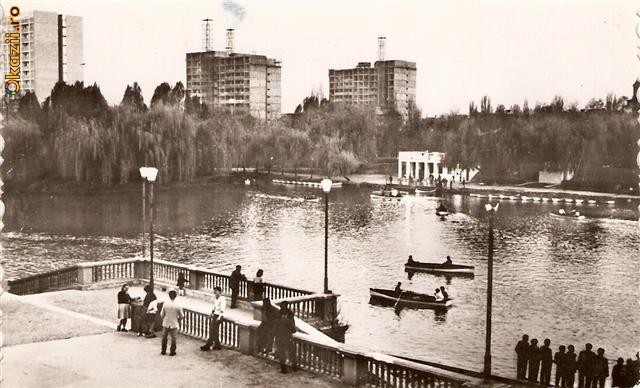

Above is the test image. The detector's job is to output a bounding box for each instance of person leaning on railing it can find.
[275,307,298,374]
[256,298,278,354]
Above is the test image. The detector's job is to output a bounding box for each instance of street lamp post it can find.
[321,178,332,294]
[141,178,146,258]
[483,202,498,380]
[140,167,159,288]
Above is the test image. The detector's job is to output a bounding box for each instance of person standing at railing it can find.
[138,285,157,337]
[201,286,225,351]
[160,290,184,356]
[253,269,264,301]
[540,339,553,386]
[275,309,298,374]
[257,298,278,354]
[117,284,137,332]
[515,334,530,380]
[176,273,188,296]
[229,265,247,308]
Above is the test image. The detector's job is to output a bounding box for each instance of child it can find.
[177,272,188,296]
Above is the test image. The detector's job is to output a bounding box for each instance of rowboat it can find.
[574,199,584,204]
[532,197,541,201]
[369,288,452,309]
[564,198,574,203]
[521,196,531,202]
[601,200,615,205]
[550,211,586,221]
[371,189,403,200]
[415,188,437,195]
[587,200,597,204]
[405,261,474,275]
[303,195,320,203]
[551,198,562,203]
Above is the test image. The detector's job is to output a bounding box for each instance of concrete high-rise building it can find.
[186,30,281,121]
[0,10,84,101]
[329,39,416,118]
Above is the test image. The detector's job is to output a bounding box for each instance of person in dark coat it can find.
[256,298,278,354]
[176,272,188,296]
[515,334,530,380]
[554,345,566,387]
[577,343,595,388]
[117,284,134,332]
[439,286,449,300]
[138,285,157,337]
[528,338,541,383]
[540,339,553,386]
[564,345,578,388]
[275,309,297,373]
[229,265,247,308]
[593,348,608,388]
[611,358,625,388]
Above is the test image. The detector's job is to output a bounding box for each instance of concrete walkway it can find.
[1,290,344,388]
[2,332,344,388]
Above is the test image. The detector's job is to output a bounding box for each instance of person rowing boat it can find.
[443,255,453,265]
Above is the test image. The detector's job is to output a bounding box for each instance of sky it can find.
[9,0,640,116]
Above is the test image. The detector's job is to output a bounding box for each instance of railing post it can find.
[237,322,255,355]
[134,260,149,281]
[77,265,93,287]
[191,269,204,291]
[319,294,338,323]
[341,350,368,386]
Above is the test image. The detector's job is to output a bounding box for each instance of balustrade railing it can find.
[7,266,79,295]
[293,337,343,379]
[366,357,465,388]
[91,260,136,283]
[179,308,239,349]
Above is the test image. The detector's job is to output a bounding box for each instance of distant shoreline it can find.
[5,170,640,202]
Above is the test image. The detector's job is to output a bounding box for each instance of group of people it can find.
[115,265,298,372]
[515,335,640,387]
[174,266,266,307]
[394,281,449,301]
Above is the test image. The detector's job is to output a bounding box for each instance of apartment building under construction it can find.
[329,37,416,118]
[186,26,281,120]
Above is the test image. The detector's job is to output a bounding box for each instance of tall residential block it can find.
[329,38,416,118]
[186,48,281,120]
[0,10,84,101]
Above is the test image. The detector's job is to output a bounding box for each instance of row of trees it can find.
[1,82,638,190]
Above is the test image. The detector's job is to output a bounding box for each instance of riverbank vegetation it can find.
[1,81,638,192]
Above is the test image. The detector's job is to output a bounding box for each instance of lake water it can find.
[2,182,640,376]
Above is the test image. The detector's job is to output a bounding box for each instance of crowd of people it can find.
[115,265,299,372]
[515,335,640,387]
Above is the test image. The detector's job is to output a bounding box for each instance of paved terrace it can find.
[0,289,341,388]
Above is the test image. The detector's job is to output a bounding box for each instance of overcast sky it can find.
[14,0,640,115]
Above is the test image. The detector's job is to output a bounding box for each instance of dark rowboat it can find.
[369,288,452,309]
[405,261,474,274]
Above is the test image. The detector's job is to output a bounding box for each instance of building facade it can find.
[0,10,84,101]
[329,60,416,118]
[398,151,479,183]
[186,50,281,120]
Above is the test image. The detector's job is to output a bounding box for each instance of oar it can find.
[394,290,404,309]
